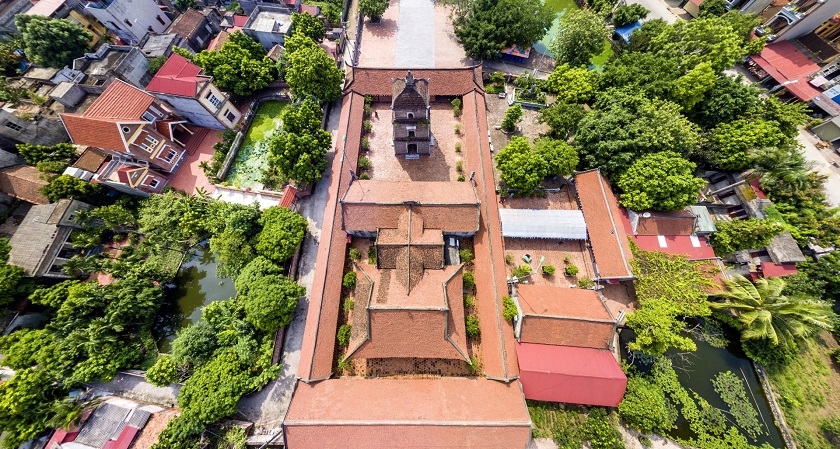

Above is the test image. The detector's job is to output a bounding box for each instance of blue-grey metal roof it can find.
[499,208,588,239]
[689,205,716,233]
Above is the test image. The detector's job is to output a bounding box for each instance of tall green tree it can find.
[291,12,325,41]
[453,0,553,60]
[550,9,609,68]
[253,206,307,265]
[699,0,728,18]
[709,119,790,171]
[669,62,716,111]
[598,51,681,100]
[15,15,91,68]
[359,0,389,20]
[543,63,597,104]
[617,151,705,211]
[266,99,330,185]
[235,257,305,332]
[710,275,835,347]
[284,34,344,101]
[0,368,66,448]
[40,175,101,203]
[710,218,784,256]
[495,137,547,196]
[538,101,586,139]
[612,4,649,27]
[192,31,277,96]
[535,138,578,178]
[0,35,25,76]
[688,74,759,128]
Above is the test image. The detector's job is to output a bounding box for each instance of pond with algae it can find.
[225,100,289,189]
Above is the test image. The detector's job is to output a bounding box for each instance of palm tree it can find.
[710,274,835,346]
[707,146,811,197]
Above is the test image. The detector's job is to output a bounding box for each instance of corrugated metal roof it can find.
[750,41,821,101]
[499,208,587,239]
[689,205,716,233]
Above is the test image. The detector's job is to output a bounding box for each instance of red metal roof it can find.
[45,428,79,449]
[750,41,821,101]
[761,261,798,277]
[146,53,207,97]
[632,234,717,260]
[101,426,140,449]
[748,178,767,199]
[232,14,248,27]
[516,342,627,407]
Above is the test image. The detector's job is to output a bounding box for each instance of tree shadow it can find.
[366,18,398,38]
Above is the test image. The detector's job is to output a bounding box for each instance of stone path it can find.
[395,0,435,67]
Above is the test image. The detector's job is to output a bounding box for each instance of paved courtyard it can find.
[396,0,435,67]
[167,130,223,195]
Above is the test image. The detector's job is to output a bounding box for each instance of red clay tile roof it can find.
[632,210,696,236]
[285,377,532,449]
[146,53,208,97]
[81,80,156,119]
[72,147,109,173]
[517,284,612,321]
[575,169,633,279]
[516,284,615,349]
[279,184,297,208]
[517,342,627,407]
[61,115,126,153]
[342,179,478,204]
[0,165,49,204]
[345,66,484,97]
[167,9,206,40]
[208,29,231,51]
[750,41,821,101]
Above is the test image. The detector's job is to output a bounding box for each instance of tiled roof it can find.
[61,115,126,153]
[575,169,634,279]
[81,79,156,119]
[516,284,615,349]
[342,179,478,204]
[208,29,231,51]
[72,147,109,173]
[0,165,49,204]
[167,9,206,40]
[146,53,208,97]
[631,209,696,236]
[8,203,65,275]
[517,284,613,321]
[345,66,484,97]
[285,377,532,449]
[766,231,806,264]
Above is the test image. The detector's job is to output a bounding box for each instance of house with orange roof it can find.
[146,53,241,130]
[60,80,191,196]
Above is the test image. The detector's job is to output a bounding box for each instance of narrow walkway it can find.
[395,0,435,67]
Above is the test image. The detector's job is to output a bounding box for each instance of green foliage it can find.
[453,0,554,60]
[235,257,305,333]
[748,95,808,139]
[343,298,355,312]
[292,12,325,41]
[688,74,759,128]
[337,324,352,346]
[542,264,555,275]
[763,171,840,248]
[463,271,475,290]
[820,417,840,447]
[174,0,198,9]
[512,264,531,278]
[465,315,480,337]
[359,0,388,20]
[284,34,344,101]
[505,252,514,265]
[368,245,377,264]
[40,175,100,202]
[551,9,609,68]
[670,62,717,111]
[0,35,24,77]
[349,247,362,261]
[712,371,762,439]
[358,155,371,170]
[626,244,713,355]
[146,355,178,387]
[452,98,462,117]
[598,51,680,100]
[90,204,136,229]
[537,138,579,179]
[699,0,728,17]
[0,263,24,306]
[266,99,330,186]
[544,64,597,104]
[539,101,586,139]
[226,0,244,13]
[172,321,219,366]
[502,296,517,321]
[495,137,546,195]
[619,375,677,434]
[564,264,579,276]
[0,236,9,263]
[528,402,624,449]
[343,271,357,289]
[191,31,276,97]
[16,142,75,165]
[459,249,473,264]
[464,295,475,308]
[578,276,594,289]
[148,55,167,74]
[710,219,783,256]
[617,151,705,211]
[15,15,91,68]
[0,368,68,448]
[709,119,789,170]
[612,3,648,27]
[254,206,307,264]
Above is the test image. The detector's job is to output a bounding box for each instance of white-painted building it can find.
[84,0,172,45]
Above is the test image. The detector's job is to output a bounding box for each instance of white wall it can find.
[156,93,225,130]
[86,0,171,44]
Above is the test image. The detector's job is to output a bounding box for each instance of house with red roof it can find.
[146,53,241,130]
[60,80,192,196]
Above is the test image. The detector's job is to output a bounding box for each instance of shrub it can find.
[359,173,370,180]
[505,253,514,265]
[830,347,840,365]
[465,315,480,337]
[368,245,376,264]
[459,249,474,264]
[337,324,352,346]
[565,264,579,276]
[512,264,531,278]
[343,271,357,289]
[502,296,517,321]
[349,248,362,261]
[364,95,372,105]
[363,119,372,133]
[563,255,571,263]
[456,160,464,173]
[364,103,372,118]
[454,123,461,134]
[457,175,465,182]
[501,104,523,132]
[455,142,462,153]
[464,295,475,308]
[578,276,595,289]
[343,298,355,312]
[452,98,462,117]
[542,264,555,275]
[361,137,370,151]
[463,271,476,290]
[358,155,371,170]
[171,321,218,367]
[145,356,177,387]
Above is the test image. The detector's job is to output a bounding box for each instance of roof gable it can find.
[61,114,127,153]
[146,53,209,97]
[83,80,156,120]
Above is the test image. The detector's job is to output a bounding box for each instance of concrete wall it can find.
[156,93,225,130]
[777,2,840,40]
[0,0,33,37]
[86,0,172,44]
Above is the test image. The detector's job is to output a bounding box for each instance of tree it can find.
[598,51,681,100]
[89,204,136,229]
[538,101,586,139]
[192,31,277,97]
[612,4,649,27]
[235,257,305,332]
[0,236,9,263]
[0,264,25,306]
[747,95,809,138]
[688,74,759,128]
[699,0,728,17]
[284,35,344,101]
[266,99,330,185]
[453,0,554,60]
[669,62,716,111]
[501,104,522,132]
[617,151,705,211]
[146,356,178,387]
[710,218,783,256]
[292,12,325,41]
[16,142,75,165]
[710,275,836,347]
[29,280,80,309]
[40,175,100,202]
[174,0,198,10]
[359,0,389,20]
[227,0,244,14]
[709,119,790,171]
[535,138,578,178]
[649,14,759,72]
[619,375,677,434]
[495,137,547,196]
[254,206,308,265]
[0,368,64,448]
[543,63,597,104]
[171,321,219,366]
[550,9,609,68]
[0,35,25,76]
[148,55,167,74]
[15,15,91,68]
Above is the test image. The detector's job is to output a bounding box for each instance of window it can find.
[207,94,220,107]
[139,134,158,151]
[407,143,418,154]
[4,121,22,132]
[156,16,166,26]
[225,110,236,121]
[406,112,414,119]
[408,130,415,138]
[122,126,131,133]
[142,111,155,121]
[148,178,160,188]
[162,148,178,162]
[124,19,133,27]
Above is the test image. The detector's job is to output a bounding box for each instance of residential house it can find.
[139,33,191,58]
[242,3,293,50]
[392,71,431,158]
[44,398,166,449]
[84,0,172,45]
[0,150,49,204]
[737,0,840,41]
[0,104,73,150]
[0,0,34,38]
[146,53,241,130]
[167,8,222,52]
[8,199,92,278]
[24,0,112,48]
[72,44,154,92]
[60,80,190,196]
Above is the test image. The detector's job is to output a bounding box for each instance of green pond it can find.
[154,246,235,353]
[534,0,614,69]
[620,325,785,448]
[225,100,289,189]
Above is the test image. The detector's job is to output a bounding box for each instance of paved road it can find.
[796,127,840,208]
[395,0,435,67]
[624,0,681,24]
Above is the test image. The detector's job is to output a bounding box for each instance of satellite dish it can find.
[642,212,652,218]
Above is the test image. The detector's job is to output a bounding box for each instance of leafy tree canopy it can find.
[551,8,609,68]
[544,63,598,104]
[292,12,325,41]
[538,101,586,139]
[612,3,649,27]
[534,138,578,178]
[687,74,759,128]
[0,263,25,306]
[453,0,554,60]
[617,151,705,211]
[699,0,728,17]
[235,257,305,332]
[746,94,809,139]
[0,35,24,76]
[709,119,790,171]
[266,99,330,185]
[619,375,677,434]
[710,218,784,256]
[171,320,219,367]
[284,34,344,101]
[15,15,91,68]
[254,206,308,265]
[16,142,75,166]
[192,31,277,96]
[0,368,68,448]
[495,137,547,196]
[359,0,389,20]
[669,61,716,111]
[598,51,681,100]
[145,355,178,387]
[40,175,101,203]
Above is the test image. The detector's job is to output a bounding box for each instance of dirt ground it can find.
[500,185,577,210]
[503,238,595,287]
[365,102,464,182]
